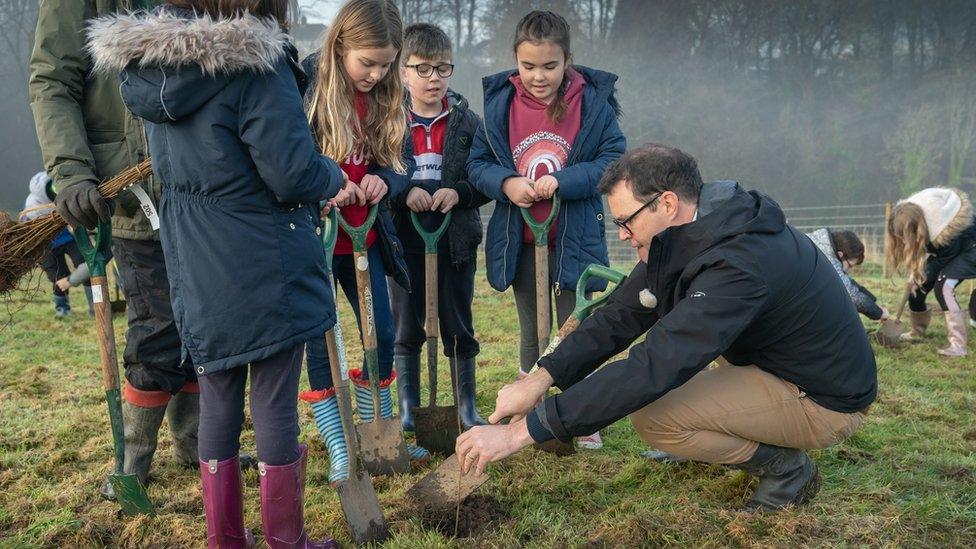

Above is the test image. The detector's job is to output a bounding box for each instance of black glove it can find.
[54,179,111,229]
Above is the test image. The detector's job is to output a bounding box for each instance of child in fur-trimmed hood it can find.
[87,1,345,546]
[887,187,976,357]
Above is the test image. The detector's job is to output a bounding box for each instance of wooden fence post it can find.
[882,202,892,280]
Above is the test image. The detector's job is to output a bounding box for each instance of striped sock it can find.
[310,395,349,484]
[354,384,429,462]
[353,383,376,422]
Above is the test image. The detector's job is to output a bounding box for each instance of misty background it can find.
[2,0,975,226]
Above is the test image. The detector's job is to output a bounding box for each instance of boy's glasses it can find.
[404,63,455,78]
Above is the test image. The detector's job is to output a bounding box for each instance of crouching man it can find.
[456,143,877,511]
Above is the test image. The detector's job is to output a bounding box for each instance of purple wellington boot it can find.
[258,445,338,549]
[200,456,255,549]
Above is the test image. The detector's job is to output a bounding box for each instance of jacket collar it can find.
[479,65,619,168]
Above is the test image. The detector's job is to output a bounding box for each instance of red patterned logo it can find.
[513,131,571,180]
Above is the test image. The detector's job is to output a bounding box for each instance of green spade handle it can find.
[573,264,628,321]
[410,210,452,253]
[520,194,561,246]
[336,204,379,250]
[73,220,113,278]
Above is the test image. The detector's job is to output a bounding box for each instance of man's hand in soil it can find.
[488,367,554,424]
[456,420,534,476]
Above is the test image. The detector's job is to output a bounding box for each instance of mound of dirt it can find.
[406,495,509,538]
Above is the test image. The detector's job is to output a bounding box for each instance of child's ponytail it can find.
[513,10,572,123]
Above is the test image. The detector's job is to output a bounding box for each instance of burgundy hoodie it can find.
[508,68,586,245]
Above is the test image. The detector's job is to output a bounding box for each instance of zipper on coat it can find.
[555,208,569,292]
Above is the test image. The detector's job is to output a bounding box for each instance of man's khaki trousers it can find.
[629,363,866,464]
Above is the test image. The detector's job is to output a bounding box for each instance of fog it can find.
[3,0,975,214]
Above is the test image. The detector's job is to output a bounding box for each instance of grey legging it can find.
[513,244,581,373]
[197,344,303,465]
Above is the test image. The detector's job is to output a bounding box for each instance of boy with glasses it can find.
[389,23,489,430]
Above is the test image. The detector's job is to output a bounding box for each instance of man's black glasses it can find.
[613,193,662,235]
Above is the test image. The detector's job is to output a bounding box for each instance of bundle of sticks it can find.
[0,160,153,294]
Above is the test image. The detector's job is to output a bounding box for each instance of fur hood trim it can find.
[86,9,288,76]
[900,187,973,247]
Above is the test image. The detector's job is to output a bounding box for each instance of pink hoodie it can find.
[508,68,586,245]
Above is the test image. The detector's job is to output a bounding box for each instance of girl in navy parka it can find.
[89,2,344,546]
[467,11,626,387]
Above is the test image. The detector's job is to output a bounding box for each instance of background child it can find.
[887,187,976,357]
[298,0,427,485]
[20,171,93,318]
[90,1,346,545]
[388,23,489,431]
[807,228,889,321]
[467,10,626,447]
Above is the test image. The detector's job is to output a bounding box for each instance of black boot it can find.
[641,449,690,464]
[731,444,821,512]
[99,400,167,500]
[395,355,421,432]
[451,357,486,429]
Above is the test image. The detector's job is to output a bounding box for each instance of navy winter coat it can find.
[467,65,627,293]
[89,8,344,374]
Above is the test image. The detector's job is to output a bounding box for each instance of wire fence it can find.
[477,201,891,269]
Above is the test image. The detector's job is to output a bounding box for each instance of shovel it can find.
[877,281,912,348]
[337,205,412,476]
[409,210,459,456]
[74,221,154,516]
[408,263,627,511]
[521,195,561,356]
[534,263,628,456]
[520,197,569,454]
[320,210,389,544]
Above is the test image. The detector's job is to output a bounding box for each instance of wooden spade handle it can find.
[91,275,126,472]
[352,249,383,416]
[425,252,439,406]
[535,245,550,354]
[894,281,913,322]
[91,276,120,392]
[326,327,361,472]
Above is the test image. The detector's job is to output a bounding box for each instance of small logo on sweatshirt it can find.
[691,291,707,298]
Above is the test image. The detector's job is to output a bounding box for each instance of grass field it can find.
[0,265,974,548]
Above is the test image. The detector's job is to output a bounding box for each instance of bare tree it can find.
[946,79,976,187]
[886,105,943,195]
[0,0,37,81]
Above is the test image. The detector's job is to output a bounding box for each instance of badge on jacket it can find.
[639,289,657,309]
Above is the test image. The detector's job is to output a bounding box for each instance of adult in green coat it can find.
[29,0,201,499]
